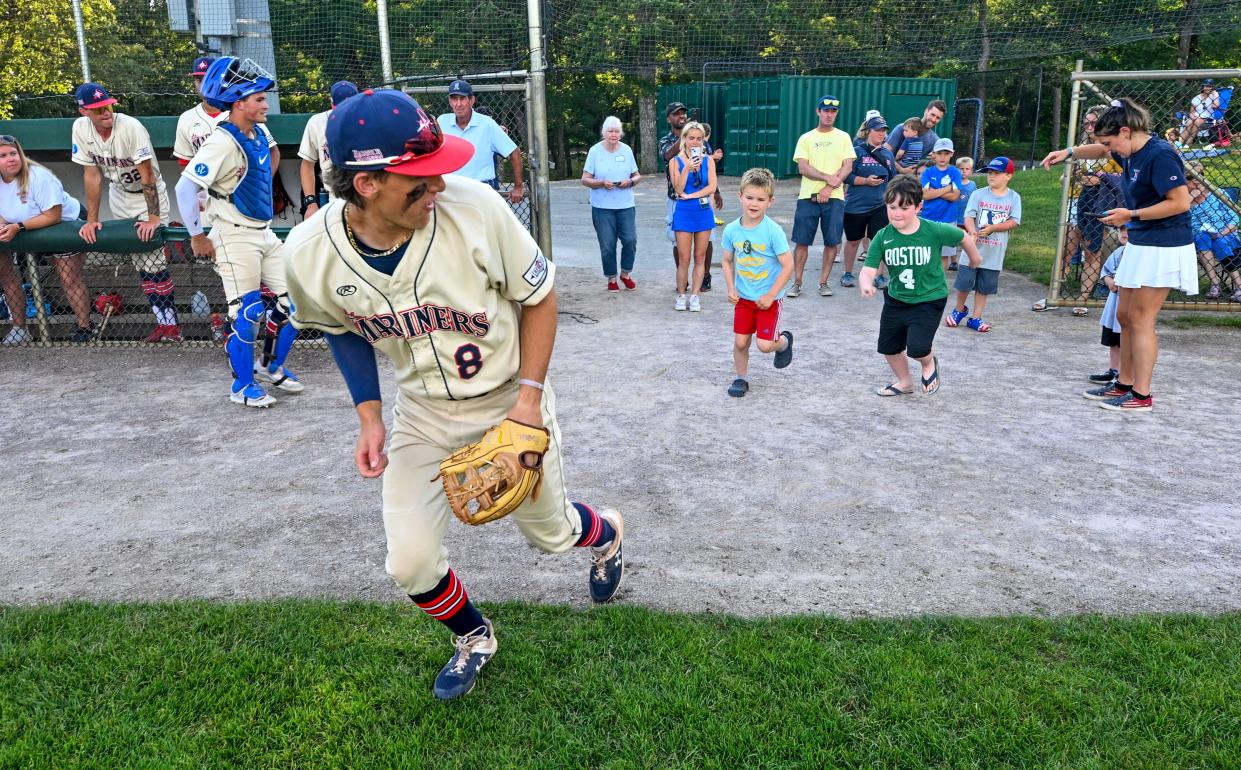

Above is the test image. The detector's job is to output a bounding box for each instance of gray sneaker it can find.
[787,282,802,298]
[818,282,834,297]
[2,326,33,345]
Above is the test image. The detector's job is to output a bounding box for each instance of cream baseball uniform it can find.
[175,105,279,225]
[71,112,170,272]
[284,176,579,595]
[297,111,336,197]
[183,123,286,307]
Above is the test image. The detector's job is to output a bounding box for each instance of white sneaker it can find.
[674,294,687,311]
[818,283,834,297]
[834,253,843,263]
[2,326,33,345]
[229,382,277,408]
[689,295,701,312]
[255,363,305,393]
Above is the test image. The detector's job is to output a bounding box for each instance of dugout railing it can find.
[1,221,317,348]
[1046,65,1241,312]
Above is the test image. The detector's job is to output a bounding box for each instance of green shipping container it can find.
[656,82,729,148]
[723,75,957,178]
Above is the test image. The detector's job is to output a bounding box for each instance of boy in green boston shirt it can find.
[859,176,983,396]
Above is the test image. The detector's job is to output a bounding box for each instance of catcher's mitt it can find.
[435,418,550,526]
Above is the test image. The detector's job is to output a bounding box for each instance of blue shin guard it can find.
[227,289,265,387]
[266,300,297,372]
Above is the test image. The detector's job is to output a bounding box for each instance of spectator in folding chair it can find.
[0,135,94,343]
[1186,170,1241,302]
[1179,79,1231,148]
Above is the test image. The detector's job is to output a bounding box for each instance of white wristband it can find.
[518,378,544,390]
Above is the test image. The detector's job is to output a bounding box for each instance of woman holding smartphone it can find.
[1043,98,1195,413]
[669,121,716,312]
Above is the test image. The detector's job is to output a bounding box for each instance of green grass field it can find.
[3,602,1240,768]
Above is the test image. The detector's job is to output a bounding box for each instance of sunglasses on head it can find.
[0,135,17,144]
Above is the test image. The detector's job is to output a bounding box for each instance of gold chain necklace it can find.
[344,204,412,258]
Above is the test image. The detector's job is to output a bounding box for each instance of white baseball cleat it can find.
[254,363,305,393]
[229,382,277,408]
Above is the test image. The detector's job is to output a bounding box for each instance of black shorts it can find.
[843,206,889,242]
[878,294,947,359]
[1100,326,1121,347]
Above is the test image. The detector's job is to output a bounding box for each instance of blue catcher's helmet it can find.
[200,56,275,110]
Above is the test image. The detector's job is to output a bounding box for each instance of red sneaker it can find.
[143,325,166,343]
[161,324,184,343]
[619,274,637,291]
[607,278,620,293]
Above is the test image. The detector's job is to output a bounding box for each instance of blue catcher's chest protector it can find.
[215,122,274,222]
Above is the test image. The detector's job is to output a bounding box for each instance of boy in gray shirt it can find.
[945,157,1022,332]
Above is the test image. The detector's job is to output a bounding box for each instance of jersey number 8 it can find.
[454,343,484,379]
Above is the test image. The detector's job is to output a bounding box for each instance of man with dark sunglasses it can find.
[282,89,625,702]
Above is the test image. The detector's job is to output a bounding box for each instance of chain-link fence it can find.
[400,81,535,233]
[2,231,326,348]
[1049,67,1241,311]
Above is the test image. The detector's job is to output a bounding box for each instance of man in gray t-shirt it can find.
[886,100,946,171]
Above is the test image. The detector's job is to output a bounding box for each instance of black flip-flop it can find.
[727,378,749,397]
[922,357,941,395]
[875,384,912,397]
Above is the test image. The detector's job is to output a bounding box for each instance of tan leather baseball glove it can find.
[435,418,550,525]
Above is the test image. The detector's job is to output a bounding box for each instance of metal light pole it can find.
[376,0,394,84]
[72,0,91,82]
[526,0,553,259]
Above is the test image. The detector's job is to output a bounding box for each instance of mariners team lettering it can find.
[346,304,492,343]
[883,245,933,267]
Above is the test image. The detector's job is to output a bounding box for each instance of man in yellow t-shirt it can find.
[789,95,856,298]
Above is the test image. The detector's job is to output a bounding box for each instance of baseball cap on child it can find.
[448,80,473,97]
[330,80,359,106]
[75,83,118,109]
[932,138,955,153]
[189,57,214,77]
[327,89,473,177]
[985,156,1015,174]
[817,95,841,111]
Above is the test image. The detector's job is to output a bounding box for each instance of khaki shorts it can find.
[382,380,580,595]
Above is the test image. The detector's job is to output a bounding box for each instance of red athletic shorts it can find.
[733,297,782,341]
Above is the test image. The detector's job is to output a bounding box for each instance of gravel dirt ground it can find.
[2,177,1238,617]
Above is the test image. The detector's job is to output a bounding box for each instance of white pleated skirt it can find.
[1114,242,1198,294]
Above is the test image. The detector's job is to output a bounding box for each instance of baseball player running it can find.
[173,56,281,227]
[283,89,625,701]
[176,57,303,407]
[297,80,358,219]
[72,83,183,342]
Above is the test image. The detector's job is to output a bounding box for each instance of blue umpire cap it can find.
[448,80,473,97]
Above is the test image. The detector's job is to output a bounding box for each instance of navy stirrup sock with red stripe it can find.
[408,569,486,637]
[573,502,615,548]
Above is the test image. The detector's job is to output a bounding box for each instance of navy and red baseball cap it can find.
[189,57,214,77]
[985,156,1015,174]
[330,80,359,107]
[75,83,117,109]
[327,89,472,177]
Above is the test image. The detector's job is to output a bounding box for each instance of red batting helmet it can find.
[94,293,122,315]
